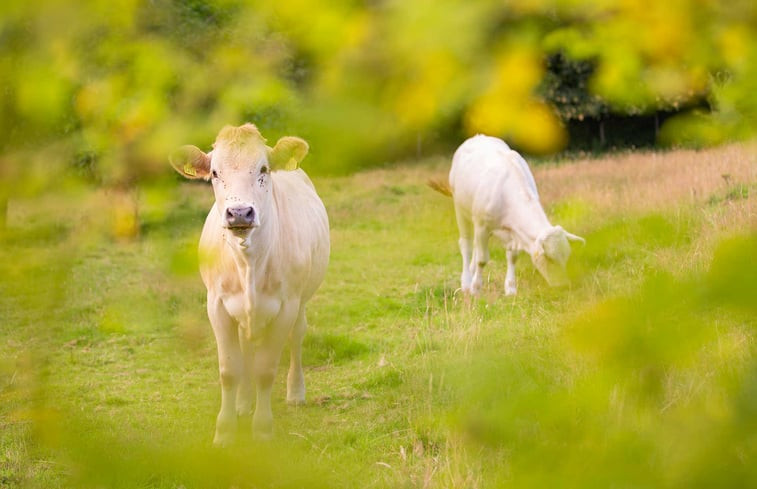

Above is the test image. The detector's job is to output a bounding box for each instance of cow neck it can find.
[226,203,280,283]
[504,199,553,254]
[221,212,278,339]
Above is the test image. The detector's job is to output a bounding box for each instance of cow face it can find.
[531,226,585,286]
[170,124,309,239]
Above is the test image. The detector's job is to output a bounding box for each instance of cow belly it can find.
[492,228,513,246]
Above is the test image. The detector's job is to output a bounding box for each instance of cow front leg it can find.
[236,327,254,417]
[208,296,242,447]
[505,249,518,296]
[470,223,490,295]
[286,307,307,405]
[251,304,295,439]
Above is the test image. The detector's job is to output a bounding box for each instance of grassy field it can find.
[1,143,756,488]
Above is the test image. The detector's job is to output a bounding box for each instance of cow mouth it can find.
[227,225,254,238]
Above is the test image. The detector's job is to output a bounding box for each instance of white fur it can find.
[448,135,583,295]
[175,126,329,443]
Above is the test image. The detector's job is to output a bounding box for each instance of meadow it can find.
[1,143,755,488]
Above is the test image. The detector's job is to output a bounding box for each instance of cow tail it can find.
[427,178,452,197]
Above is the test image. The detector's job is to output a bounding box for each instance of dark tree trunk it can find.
[109,186,140,240]
[654,112,660,139]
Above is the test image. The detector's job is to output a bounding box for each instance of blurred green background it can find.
[1,0,756,185]
[1,1,756,488]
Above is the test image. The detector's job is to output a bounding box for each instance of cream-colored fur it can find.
[447,135,583,296]
[171,124,329,443]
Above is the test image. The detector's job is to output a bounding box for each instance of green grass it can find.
[1,150,755,488]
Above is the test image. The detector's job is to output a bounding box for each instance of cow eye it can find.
[260,165,269,174]
[211,169,219,179]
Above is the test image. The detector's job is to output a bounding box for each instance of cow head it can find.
[170,124,309,241]
[531,225,585,286]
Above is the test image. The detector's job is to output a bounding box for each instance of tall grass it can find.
[1,143,755,488]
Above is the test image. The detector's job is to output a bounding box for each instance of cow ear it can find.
[561,226,586,245]
[269,137,309,171]
[169,145,211,180]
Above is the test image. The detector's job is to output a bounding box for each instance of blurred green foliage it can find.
[442,233,756,488]
[1,0,755,198]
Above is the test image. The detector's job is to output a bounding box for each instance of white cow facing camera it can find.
[170,124,330,444]
[431,135,584,296]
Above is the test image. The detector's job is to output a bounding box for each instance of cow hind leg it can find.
[505,249,518,296]
[470,222,490,295]
[251,303,298,439]
[455,204,474,292]
[286,306,307,406]
[208,296,243,447]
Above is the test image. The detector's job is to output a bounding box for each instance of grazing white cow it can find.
[433,134,584,296]
[169,124,329,443]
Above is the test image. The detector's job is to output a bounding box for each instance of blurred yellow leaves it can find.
[543,27,597,60]
[2,0,757,186]
[76,78,120,123]
[14,60,71,126]
[109,188,140,240]
[658,110,727,147]
[87,0,139,31]
[394,51,460,129]
[465,48,566,154]
[631,1,691,63]
[262,0,368,61]
[718,24,752,70]
[10,407,63,447]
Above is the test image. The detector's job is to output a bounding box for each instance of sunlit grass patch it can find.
[707,182,755,206]
[303,332,372,366]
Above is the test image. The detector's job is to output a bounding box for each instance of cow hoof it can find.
[253,428,273,441]
[236,407,253,417]
[213,431,235,448]
[286,397,306,407]
[213,414,237,447]
[253,417,273,441]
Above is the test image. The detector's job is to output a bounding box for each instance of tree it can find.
[2,0,755,221]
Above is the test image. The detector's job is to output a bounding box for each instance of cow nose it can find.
[225,206,255,228]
